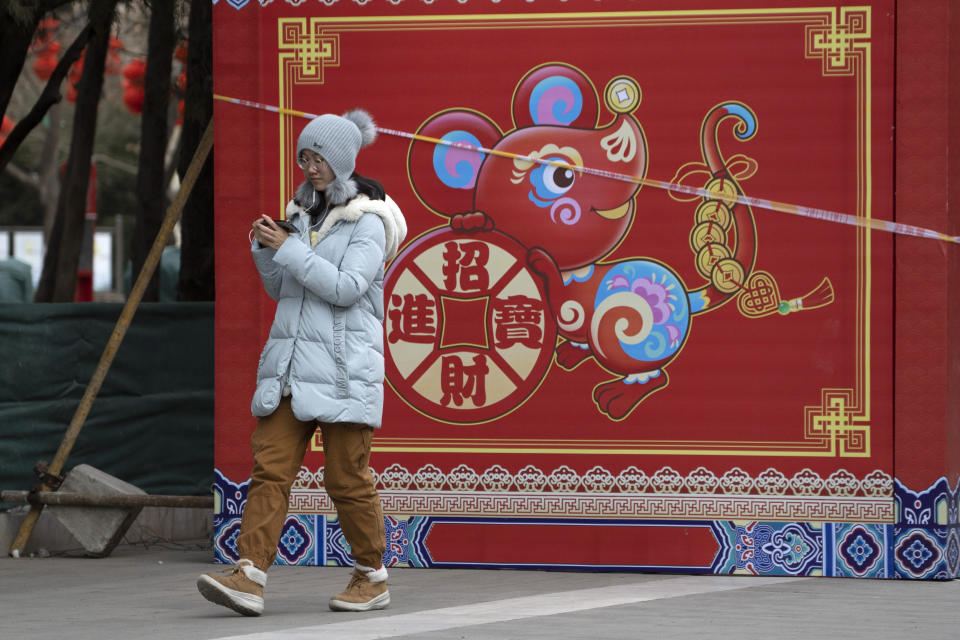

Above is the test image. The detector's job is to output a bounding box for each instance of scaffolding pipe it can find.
[2,490,213,509]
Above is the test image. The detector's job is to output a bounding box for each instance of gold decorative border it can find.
[290,491,893,523]
[277,18,341,207]
[278,8,878,458]
[289,461,894,523]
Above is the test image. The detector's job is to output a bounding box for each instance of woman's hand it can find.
[252,215,290,250]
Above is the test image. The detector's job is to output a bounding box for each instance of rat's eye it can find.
[529,157,577,204]
[542,165,575,193]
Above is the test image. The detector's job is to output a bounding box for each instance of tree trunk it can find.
[129,0,176,302]
[177,0,214,301]
[40,102,62,241]
[34,0,118,303]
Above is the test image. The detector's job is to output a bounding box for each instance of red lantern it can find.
[123,86,144,114]
[30,18,60,53]
[33,40,61,56]
[175,42,188,64]
[68,57,84,82]
[38,17,59,32]
[30,17,61,82]
[32,53,58,81]
[0,115,15,146]
[65,56,84,103]
[122,58,146,82]
[106,37,123,75]
[121,59,147,114]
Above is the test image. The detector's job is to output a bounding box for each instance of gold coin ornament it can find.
[710,258,745,294]
[695,200,732,229]
[696,243,732,278]
[604,76,642,114]
[705,177,738,207]
[690,221,728,251]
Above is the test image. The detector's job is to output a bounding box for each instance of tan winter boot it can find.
[197,559,266,616]
[329,565,390,612]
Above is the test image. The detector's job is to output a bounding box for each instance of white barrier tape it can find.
[214,94,960,245]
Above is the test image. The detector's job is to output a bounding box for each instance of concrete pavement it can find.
[1,540,958,640]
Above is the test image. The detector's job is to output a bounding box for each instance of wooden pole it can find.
[2,490,213,509]
[8,121,214,558]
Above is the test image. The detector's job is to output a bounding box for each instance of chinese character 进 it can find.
[388,293,437,343]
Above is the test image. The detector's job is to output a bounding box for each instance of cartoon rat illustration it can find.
[406,63,763,420]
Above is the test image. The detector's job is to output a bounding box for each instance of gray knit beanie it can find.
[296,109,377,205]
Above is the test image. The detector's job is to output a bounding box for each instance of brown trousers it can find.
[236,397,385,571]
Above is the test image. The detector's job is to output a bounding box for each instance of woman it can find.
[197,109,407,616]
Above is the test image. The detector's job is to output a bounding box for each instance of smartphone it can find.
[265,218,296,233]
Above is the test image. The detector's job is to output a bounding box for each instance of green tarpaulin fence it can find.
[0,303,213,506]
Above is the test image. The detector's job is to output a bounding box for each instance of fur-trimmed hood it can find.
[286,193,407,261]
[294,176,358,209]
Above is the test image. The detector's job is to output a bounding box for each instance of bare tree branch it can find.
[0,0,76,119]
[0,24,92,173]
[3,161,38,187]
[91,152,138,175]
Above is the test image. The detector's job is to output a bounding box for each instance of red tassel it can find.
[778,277,834,314]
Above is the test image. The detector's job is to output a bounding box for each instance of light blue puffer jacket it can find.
[250,193,407,428]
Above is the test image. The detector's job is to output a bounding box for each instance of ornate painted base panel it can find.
[213,471,959,579]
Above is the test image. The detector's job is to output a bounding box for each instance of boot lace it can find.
[346,570,367,593]
[217,561,252,578]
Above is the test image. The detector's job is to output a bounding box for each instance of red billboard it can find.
[211,1,955,579]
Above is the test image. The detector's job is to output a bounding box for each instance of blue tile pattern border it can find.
[712,521,823,576]
[212,469,959,579]
[823,523,893,578]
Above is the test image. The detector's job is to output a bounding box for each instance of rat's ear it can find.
[407,109,502,217]
[512,63,599,129]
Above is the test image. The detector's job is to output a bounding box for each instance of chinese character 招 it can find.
[442,241,490,292]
